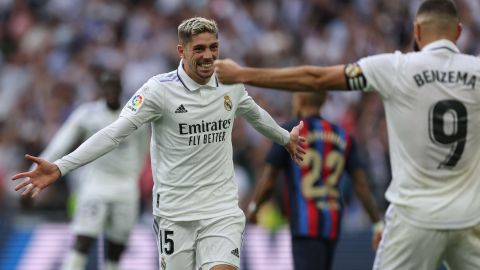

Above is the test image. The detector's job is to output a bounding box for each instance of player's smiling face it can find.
[178,32,219,85]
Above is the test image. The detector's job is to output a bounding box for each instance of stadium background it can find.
[0,0,479,269]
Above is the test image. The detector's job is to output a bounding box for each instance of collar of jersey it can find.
[177,60,218,91]
[422,39,460,53]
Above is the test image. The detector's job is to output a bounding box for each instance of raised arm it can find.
[11,117,138,197]
[214,59,348,92]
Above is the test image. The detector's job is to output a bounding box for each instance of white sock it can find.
[62,250,87,270]
[105,260,120,270]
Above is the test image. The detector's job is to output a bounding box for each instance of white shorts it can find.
[373,205,480,270]
[153,209,245,270]
[72,194,139,244]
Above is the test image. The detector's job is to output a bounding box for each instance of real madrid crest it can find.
[224,95,232,111]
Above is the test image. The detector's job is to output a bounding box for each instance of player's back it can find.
[391,45,480,171]
[277,116,352,240]
[360,40,480,229]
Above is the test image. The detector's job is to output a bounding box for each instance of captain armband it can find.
[345,63,368,91]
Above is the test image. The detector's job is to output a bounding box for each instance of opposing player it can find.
[247,92,383,270]
[214,0,480,269]
[12,17,305,270]
[37,71,149,270]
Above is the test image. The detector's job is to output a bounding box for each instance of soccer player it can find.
[247,92,383,270]
[12,17,305,270]
[36,71,149,270]
[214,0,480,269]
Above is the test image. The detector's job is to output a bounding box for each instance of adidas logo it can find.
[231,248,239,258]
[175,104,188,113]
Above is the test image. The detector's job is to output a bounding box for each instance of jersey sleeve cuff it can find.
[281,128,290,146]
[53,159,69,176]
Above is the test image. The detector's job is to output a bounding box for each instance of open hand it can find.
[285,121,306,166]
[214,58,243,84]
[11,154,61,198]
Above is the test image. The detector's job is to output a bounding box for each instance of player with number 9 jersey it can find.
[213,1,480,268]
[357,41,480,229]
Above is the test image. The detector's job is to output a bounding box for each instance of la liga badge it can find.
[126,94,144,113]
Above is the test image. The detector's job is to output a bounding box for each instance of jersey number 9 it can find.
[428,100,467,169]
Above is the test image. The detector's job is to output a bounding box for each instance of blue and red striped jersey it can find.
[266,115,362,240]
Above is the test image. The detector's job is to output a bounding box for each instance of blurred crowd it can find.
[1,0,479,228]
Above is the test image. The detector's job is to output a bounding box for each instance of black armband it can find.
[345,63,367,90]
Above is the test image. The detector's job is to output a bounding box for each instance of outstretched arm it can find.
[214,59,348,92]
[11,117,138,197]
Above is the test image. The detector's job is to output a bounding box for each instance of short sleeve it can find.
[357,51,402,98]
[120,78,163,128]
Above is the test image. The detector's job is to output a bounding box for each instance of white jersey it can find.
[42,100,148,201]
[358,39,480,229]
[120,61,290,221]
